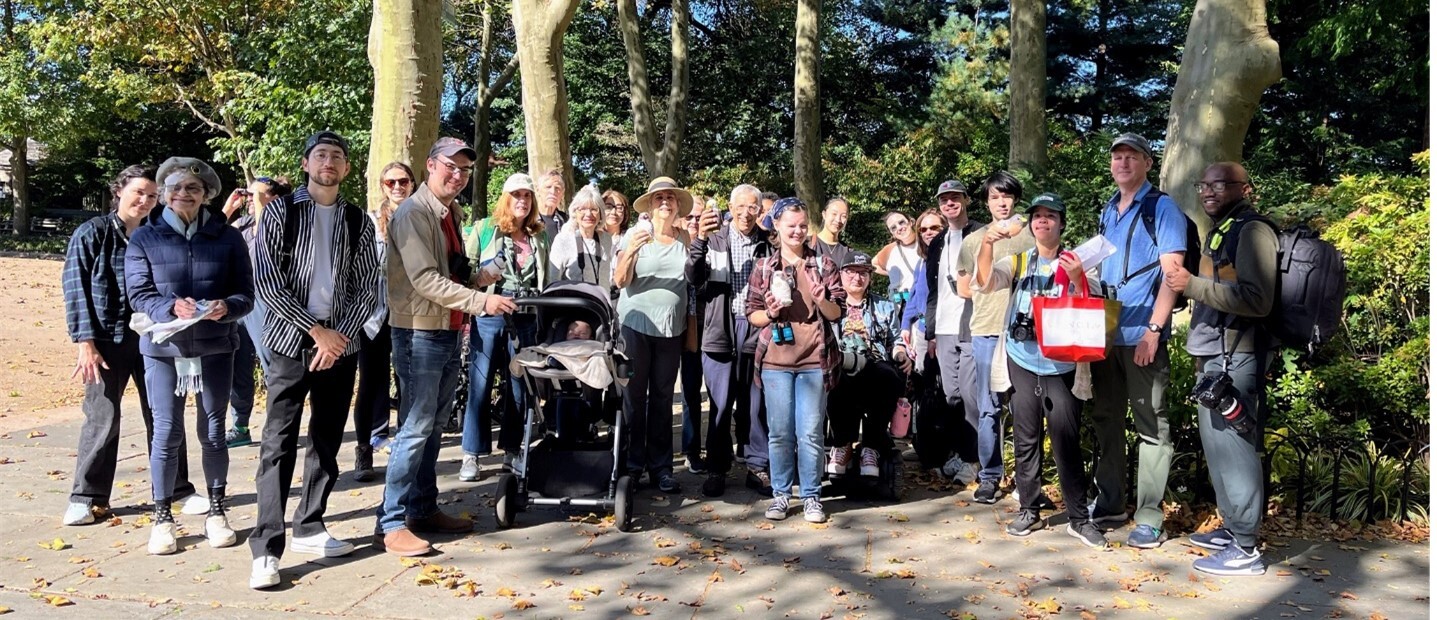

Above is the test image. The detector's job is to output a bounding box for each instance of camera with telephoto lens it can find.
[1191,370,1253,434]
[1008,312,1035,342]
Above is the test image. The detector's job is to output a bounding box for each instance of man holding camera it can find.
[1163,162,1277,576]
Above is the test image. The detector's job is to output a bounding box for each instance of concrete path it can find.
[0,404,1427,619]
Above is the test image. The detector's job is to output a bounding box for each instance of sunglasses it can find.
[919,224,944,233]
[382,178,413,189]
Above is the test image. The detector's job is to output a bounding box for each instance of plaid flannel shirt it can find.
[744,247,846,390]
[63,214,133,344]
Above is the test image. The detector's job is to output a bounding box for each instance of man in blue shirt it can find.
[1091,133,1188,549]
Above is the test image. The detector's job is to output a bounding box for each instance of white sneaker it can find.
[62,501,96,526]
[176,493,210,516]
[205,514,237,548]
[858,448,881,478]
[290,531,355,558]
[826,446,852,476]
[148,522,178,555]
[249,555,281,590]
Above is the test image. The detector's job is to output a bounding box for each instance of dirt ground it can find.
[0,256,91,433]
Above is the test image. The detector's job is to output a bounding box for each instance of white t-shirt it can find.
[933,228,970,337]
[307,203,337,321]
[885,242,920,295]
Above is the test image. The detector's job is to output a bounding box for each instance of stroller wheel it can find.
[614,475,633,532]
[495,473,519,529]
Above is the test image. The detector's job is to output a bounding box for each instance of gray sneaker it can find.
[764,495,791,520]
[62,501,97,526]
[802,497,826,523]
[1006,510,1044,536]
[1068,521,1108,549]
[458,455,482,482]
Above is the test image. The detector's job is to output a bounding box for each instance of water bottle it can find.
[890,398,912,439]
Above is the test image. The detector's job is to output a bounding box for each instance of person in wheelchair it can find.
[825,252,910,479]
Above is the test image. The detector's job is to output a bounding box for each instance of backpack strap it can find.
[1113,190,1167,290]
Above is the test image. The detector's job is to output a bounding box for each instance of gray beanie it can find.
[156,157,222,202]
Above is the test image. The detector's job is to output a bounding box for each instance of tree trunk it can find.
[1159,0,1280,235]
[513,0,582,194]
[616,0,690,179]
[367,0,444,217]
[792,0,822,211]
[9,135,29,237]
[1008,0,1047,176]
[470,0,520,221]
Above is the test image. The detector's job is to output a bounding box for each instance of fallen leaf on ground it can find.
[653,556,679,567]
[496,586,517,598]
[37,538,68,551]
[81,567,101,578]
[630,606,651,615]
[512,599,535,610]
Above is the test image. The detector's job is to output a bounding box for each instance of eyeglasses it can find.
[437,159,474,176]
[919,224,944,233]
[382,178,413,189]
[886,221,911,232]
[166,183,206,196]
[1192,180,1248,193]
[309,151,347,163]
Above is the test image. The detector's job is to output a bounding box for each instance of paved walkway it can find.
[0,403,1428,619]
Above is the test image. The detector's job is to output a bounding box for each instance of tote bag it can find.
[1031,262,1118,363]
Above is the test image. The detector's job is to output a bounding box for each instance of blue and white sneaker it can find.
[1189,527,1235,551]
[1193,544,1266,576]
[1126,524,1164,549]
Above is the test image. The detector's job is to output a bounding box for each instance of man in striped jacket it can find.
[248,131,381,589]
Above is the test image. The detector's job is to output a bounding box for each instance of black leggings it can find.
[1008,360,1088,521]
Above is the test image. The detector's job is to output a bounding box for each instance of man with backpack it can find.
[1091,133,1190,549]
[1163,161,1278,576]
[250,131,381,588]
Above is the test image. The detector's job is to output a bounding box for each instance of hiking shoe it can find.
[826,446,852,476]
[177,493,210,516]
[764,495,790,520]
[458,454,482,482]
[1189,527,1236,551]
[1006,510,1044,537]
[702,472,726,497]
[746,468,773,495]
[858,448,880,478]
[802,497,827,523]
[1193,544,1266,576]
[1068,521,1108,549]
[62,501,98,526]
[225,426,252,448]
[291,530,355,557]
[353,444,375,482]
[250,555,280,589]
[657,473,681,494]
[1126,524,1164,549]
[685,456,707,476]
[973,479,999,504]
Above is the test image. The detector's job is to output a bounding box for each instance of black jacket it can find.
[923,219,979,341]
[686,223,771,355]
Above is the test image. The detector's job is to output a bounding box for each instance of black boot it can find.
[354,444,375,482]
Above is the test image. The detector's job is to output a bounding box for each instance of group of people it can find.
[60,129,1277,590]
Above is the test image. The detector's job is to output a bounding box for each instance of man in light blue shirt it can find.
[1090,133,1188,550]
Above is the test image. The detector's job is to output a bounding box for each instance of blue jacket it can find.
[125,205,255,358]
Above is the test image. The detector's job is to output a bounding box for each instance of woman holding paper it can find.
[125,157,254,555]
[973,192,1105,550]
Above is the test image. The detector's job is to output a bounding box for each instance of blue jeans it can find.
[971,335,1004,482]
[144,353,233,500]
[376,328,461,534]
[678,350,705,462]
[762,368,825,499]
[462,314,537,455]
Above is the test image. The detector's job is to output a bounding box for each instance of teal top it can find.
[615,230,688,338]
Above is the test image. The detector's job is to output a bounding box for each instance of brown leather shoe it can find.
[380,528,431,556]
[405,510,474,534]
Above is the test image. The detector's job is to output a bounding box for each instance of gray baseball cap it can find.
[1110,133,1154,159]
[934,179,968,198]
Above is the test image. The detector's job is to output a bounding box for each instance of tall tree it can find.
[616,0,689,179]
[792,0,821,209]
[1158,0,1280,230]
[1007,0,1046,175]
[368,0,444,216]
[469,0,520,219]
[512,0,582,192]
[0,0,29,235]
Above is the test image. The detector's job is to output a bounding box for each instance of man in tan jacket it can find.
[374,137,515,556]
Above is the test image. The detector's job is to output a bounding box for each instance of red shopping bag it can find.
[1032,258,1113,363]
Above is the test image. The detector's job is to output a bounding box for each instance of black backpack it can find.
[1100,190,1202,310]
[1252,220,1347,353]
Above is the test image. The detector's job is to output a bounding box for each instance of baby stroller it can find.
[493,281,635,531]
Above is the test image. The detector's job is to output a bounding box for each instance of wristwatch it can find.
[1146,322,1163,333]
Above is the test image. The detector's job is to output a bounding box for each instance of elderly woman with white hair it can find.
[125,157,254,555]
[548,184,614,291]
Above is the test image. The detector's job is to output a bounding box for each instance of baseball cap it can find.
[934,180,968,198]
[303,131,349,158]
[840,252,876,272]
[1110,133,1154,159]
[1026,192,1066,215]
[501,172,535,195]
[429,136,479,161]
